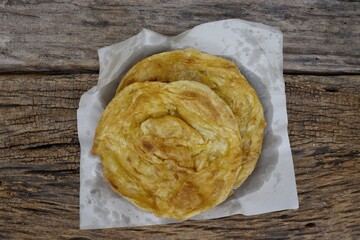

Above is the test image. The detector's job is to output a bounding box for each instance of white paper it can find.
[77,19,299,230]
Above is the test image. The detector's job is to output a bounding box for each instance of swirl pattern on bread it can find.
[93,81,243,219]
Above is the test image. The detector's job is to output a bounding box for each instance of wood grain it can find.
[1,73,359,239]
[1,1,359,238]
[0,0,359,74]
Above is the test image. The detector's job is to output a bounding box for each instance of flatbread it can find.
[116,49,266,188]
[93,81,243,220]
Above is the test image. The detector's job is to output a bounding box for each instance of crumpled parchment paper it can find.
[77,19,299,230]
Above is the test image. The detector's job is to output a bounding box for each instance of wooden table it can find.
[1,1,359,239]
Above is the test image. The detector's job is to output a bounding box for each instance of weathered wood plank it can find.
[0,73,97,150]
[0,0,359,74]
[0,73,359,239]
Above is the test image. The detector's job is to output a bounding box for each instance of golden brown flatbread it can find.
[116,49,266,188]
[93,81,243,220]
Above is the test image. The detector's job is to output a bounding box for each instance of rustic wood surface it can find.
[1,0,359,74]
[1,0,360,239]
